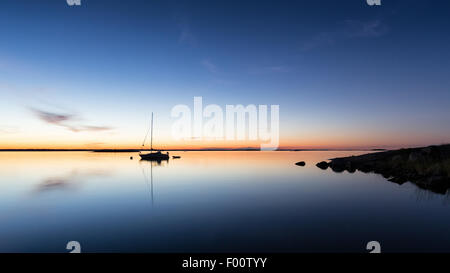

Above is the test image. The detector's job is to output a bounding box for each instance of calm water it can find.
[0,151,449,253]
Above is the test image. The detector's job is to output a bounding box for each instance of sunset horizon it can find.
[2,1,449,152]
[1,0,450,260]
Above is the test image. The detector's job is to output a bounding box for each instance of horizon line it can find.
[1,143,447,152]
[0,147,391,152]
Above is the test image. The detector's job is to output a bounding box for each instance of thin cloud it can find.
[300,32,336,52]
[29,107,113,133]
[344,19,388,38]
[78,125,112,132]
[179,25,196,46]
[300,19,389,51]
[31,108,74,124]
[175,13,197,46]
[201,59,218,73]
[249,65,291,75]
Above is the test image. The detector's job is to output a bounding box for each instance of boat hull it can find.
[139,153,169,161]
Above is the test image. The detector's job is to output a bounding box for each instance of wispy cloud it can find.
[300,19,389,51]
[175,13,197,46]
[179,25,196,46]
[32,109,74,124]
[29,107,113,133]
[344,19,388,38]
[201,59,218,73]
[249,65,291,75]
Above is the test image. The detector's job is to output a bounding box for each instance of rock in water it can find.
[316,161,329,170]
[326,144,450,194]
[295,161,306,166]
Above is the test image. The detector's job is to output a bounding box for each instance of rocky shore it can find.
[316,145,450,194]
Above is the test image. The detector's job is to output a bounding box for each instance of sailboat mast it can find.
[150,112,153,151]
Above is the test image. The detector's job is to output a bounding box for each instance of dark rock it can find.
[295,161,306,166]
[316,161,329,170]
[359,164,373,173]
[422,147,432,155]
[331,166,345,173]
[408,151,421,163]
[329,159,354,173]
[388,176,408,185]
[326,144,450,194]
[427,164,444,176]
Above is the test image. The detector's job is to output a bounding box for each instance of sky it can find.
[0,0,450,150]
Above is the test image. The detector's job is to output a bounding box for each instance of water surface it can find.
[0,151,449,252]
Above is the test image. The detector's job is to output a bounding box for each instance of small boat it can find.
[139,112,169,161]
[141,150,169,160]
[172,155,181,159]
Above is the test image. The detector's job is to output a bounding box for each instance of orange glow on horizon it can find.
[0,138,441,150]
[1,127,447,150]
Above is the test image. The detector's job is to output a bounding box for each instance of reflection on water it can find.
[0,151,449,253]
[139,159,169,206]
[34,169,111,194]
[413,187,450,204]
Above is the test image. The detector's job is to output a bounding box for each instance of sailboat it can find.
[139,113,169,161]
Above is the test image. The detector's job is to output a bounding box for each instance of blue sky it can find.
[1,0,450,149]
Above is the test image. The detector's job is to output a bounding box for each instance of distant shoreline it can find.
[0,148,387,152]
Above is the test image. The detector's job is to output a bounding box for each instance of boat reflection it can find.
[139,158,168,206]
[139,157,169,166]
